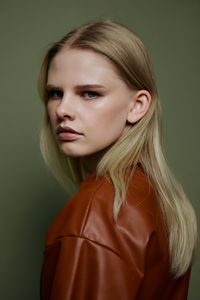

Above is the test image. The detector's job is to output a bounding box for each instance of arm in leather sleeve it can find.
[40,236,143,300]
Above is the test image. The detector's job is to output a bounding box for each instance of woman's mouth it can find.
[56,126,83,141]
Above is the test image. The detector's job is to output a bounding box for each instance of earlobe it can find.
[127,90,152,124]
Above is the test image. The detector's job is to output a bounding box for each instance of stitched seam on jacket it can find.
[45,235,144,277]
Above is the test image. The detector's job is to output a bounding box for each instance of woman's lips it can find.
[56,126,83,141]
[58,131,83,141]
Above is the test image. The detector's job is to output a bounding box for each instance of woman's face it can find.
[46,48,136,157]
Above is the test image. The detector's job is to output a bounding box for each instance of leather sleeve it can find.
[40,236,142,300]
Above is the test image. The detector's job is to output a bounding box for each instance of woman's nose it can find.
[56,96,76,120]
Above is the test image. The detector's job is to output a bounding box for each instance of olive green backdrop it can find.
[0,0,199,299]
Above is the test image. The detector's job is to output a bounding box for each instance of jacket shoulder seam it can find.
[47,234,143,276]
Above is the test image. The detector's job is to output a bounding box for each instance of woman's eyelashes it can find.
[47,88,63,100]
[46,88,102,101]
[81,90,101,99]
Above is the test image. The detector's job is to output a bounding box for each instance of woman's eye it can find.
[82,91,100,99]
[47,89,63,100]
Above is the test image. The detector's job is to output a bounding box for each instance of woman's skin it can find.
[46,48,151,173]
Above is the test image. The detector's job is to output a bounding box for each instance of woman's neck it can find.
[80,147,109,178]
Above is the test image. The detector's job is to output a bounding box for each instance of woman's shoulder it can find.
[78,167,168,253]
[45,166,167,254]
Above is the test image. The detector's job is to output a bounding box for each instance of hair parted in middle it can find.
[38,19,197,278]
[39,19,160,186]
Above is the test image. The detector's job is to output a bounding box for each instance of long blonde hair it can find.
[38,19,197,278]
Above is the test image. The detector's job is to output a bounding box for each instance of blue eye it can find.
[82,91,100,99]
[47,89,63,100]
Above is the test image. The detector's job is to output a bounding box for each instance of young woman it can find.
[38,20,197,300]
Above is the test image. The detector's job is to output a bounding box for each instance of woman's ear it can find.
[127,90,152,124]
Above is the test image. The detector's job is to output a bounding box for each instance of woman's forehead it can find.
[50,48,115,72]
[47,48,126,88]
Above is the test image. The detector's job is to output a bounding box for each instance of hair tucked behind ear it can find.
[38,19,197,278]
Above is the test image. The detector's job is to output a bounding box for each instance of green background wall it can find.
[0,0,199,299]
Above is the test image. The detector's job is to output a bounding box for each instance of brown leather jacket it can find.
[40,167,190,299]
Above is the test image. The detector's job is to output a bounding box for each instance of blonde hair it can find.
[38,19,197,278]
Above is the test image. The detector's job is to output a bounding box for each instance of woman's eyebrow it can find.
[75,84,106,90]
[45,84,106,92]
[45,84,62,91]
